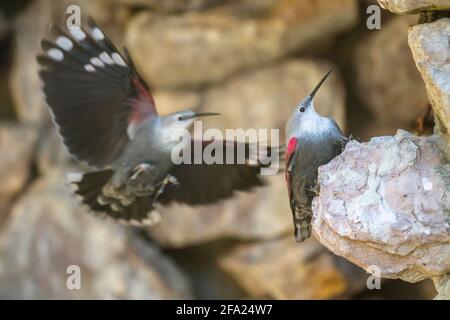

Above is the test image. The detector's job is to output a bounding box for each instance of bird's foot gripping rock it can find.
[152,175,179,208]
[306,184,320,197]
[340,134,354,152]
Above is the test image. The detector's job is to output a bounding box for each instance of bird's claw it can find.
[167,175,180,188]
[130,163,153,181]
[341,134,355,152]
[152,175,179,207]
[306,184,319,196]
[126,163,156,196]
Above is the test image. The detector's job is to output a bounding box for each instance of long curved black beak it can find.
[192,112,220,119]
[182,112,220,120]
[309,69,333,100]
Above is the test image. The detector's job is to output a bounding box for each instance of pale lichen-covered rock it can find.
[434,274,450,299]
[312,130,450,283]
[0,172,192,299]
[352,16,428,136]
[219,237,367,299]
[408,18,450,137]
[378,0,450,14]
[125,0,358,88]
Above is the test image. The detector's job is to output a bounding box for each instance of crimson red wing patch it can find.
[285,137,298,198]
[286,138,298,174]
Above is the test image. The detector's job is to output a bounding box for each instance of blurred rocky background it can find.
[0,0,443,299]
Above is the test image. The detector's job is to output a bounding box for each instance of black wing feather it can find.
[37,18,156,168]
[158,140,282,206]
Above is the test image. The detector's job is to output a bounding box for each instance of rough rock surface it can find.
[0,124,37,225]
[219,237,367,299]
[0,172,192,299]
[434,274,450,299]
[352,16,428,135]
[378,0,450,14]
[312,130,450,283]
[148,60,346,247]
[125,0,358,88]
[408,18,450,137]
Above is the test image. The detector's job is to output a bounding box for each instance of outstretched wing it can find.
[158,140,283,205]
[37,18,157,168]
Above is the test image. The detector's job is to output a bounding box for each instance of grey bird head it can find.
[285,70,333,138]
[161,110,220,132]
[158,111,220,148]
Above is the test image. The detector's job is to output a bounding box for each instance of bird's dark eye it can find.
[299,107,305,113]
[177,116,183,121]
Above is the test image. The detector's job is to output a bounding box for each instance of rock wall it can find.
[313,131,450,282]
[312,0,450,300]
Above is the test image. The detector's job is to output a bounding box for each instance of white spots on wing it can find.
[90,57,105,67]
[47,48,64,61]
[99,52,114,65]
[70,27,86,41]
[97,51,127,67]
[84,64,96,72]
[422,177,433,191]
[56,36,73,51]
[92,27,105,41]
[111,53,127,67]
